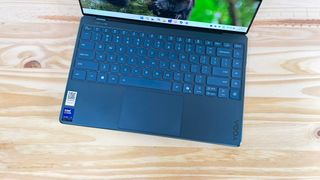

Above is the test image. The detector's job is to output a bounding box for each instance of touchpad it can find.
[119,90,183,136]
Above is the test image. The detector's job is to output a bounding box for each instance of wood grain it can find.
[1,0,320,179]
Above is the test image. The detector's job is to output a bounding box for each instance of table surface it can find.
[1,0,320,179]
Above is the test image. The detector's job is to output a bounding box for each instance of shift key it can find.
[75,60,98,71]
[207,77,229,87]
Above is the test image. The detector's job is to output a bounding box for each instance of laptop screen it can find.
[80,0,261,33]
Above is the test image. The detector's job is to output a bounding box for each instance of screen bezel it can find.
[78,0,262,35]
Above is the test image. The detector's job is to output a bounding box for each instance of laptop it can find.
[60,0,262,146]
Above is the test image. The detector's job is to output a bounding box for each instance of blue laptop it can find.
[60,0,262,146]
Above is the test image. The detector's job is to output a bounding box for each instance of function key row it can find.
[82,25,244,49]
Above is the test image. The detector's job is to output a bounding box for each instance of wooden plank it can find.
[1,0,320,179]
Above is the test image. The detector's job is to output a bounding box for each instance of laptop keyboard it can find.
[72,25,245,100]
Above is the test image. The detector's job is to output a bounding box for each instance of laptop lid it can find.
[79,0,262,34]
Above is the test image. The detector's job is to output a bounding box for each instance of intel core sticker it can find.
[63,108,74,121]
[65,91,77,107]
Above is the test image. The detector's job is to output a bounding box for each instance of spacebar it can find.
[120,77,172,91]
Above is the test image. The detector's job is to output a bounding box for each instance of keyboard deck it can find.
[72,25,245,100]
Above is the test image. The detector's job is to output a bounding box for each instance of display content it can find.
[80,0,261,32]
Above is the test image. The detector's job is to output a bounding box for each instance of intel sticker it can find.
[62,108,74,121]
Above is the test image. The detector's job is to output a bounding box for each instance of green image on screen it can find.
[81,0,260,27]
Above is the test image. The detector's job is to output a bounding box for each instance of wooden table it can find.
[1,0,320,179]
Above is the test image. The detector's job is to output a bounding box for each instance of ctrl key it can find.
[72,69,86,80]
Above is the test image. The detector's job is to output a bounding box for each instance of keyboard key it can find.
[169,53,177,61]
[232,69,242,78]
[221,58,232,68]
[106,45,115,52]
[95,43,105,51]
[97,73,107,83]
[176,37,184,42]
[128,57,137,65]
[120,77,172,91]
[212,67,230,77]
[223,43,232,48]
[195,39,203,45]
[217,48,232,57]
[75,60,98,71]
[83,25,92,31]
[170,62,179,71]
[190,55,199,63]
[234,49,244,59]
[191,65,200,73]
[107,55,116,63]
[143,69,152,78]
[132,67,142,76]
[96,53,105,61]
[159,52,168,60]
[116,46,126,53]
[86,71,97,81]
[234,44,243,49]
[231,79,241,88]
[175,43,184,51]
[195,75,205,84]
[207,77,229,87]
[230,89,241,100]
[92,32,101,41]
[206,86,218,92]
[206,86,217,97]
[163,71,173,80]
[118,56,126,64]
[149,50,158,58]
[172,83,182,92]
[201,65,210,75]
[150,60,158,68]
[108,75,119,84]
[206,91,217,97]
[200,56,209,64]
[174,72,183,81]
[138,49,147,56]
[210,57,220,66]
[205,40,213,46]
[165,42,174,49]
[160,61,169,69]
[186,38,193,43]
[81,31,91,40]
[181,63,190,72]
[100,64,109,72]
[183,84,193,94]
[184,74,194,83]
[111,65,120,73]
[94,27,101,32]
[218,88,229,98]
[186,44,194,52]
[194,85,204,95]
[78,50,94,60]
[153,70,163,79]
[179,54,188,62]
[72,69,86,80]
[196,45,205,54]
[233,59,243,69]
[121,66,131,74]
[79,40,94,50]
[206,47,215,55]
[214,42,222,47]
